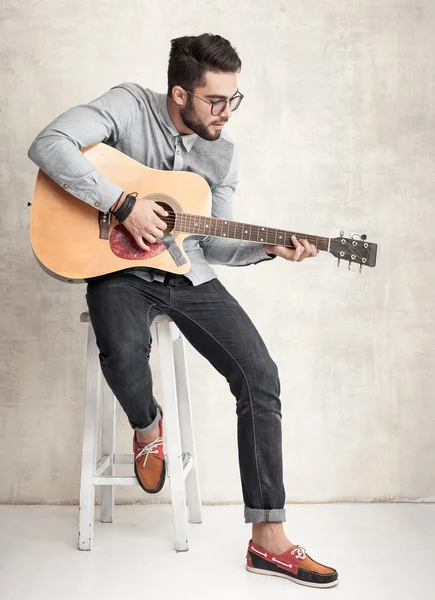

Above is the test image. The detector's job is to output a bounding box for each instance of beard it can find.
[180,97,226,141]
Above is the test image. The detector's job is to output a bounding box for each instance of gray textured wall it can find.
[1,0,434,504]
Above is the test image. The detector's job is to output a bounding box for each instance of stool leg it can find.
[173,334,203,524]
[101,379,116,523]
[157,320,189,552]
[78,324,101,551]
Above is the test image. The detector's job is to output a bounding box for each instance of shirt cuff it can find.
[251,244,277,265]
[85,177,124,213]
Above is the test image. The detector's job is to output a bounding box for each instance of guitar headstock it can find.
[329,232,377,271]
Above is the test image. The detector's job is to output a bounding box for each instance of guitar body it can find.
[30,144,212,281]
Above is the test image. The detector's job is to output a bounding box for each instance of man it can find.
[28,33,338,588]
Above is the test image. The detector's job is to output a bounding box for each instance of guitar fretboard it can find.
[175,213,330,251]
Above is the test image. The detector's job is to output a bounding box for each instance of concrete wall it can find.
[1,0,434,505]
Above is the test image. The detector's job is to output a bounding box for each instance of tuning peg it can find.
[340,230,345,237]
[359,264,363,274]
[361,234,367,241]
[337,258,341,268]
[348,261,351,270]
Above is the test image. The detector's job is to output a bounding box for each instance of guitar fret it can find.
[229,220,235,239]
[260,227,265,243]
[224,221,230,237]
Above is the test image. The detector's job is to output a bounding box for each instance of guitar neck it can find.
[175,213,330,251]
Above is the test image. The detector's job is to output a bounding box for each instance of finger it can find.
[152,202,169,218]
[135,236,150,251]
[151,227,164,239]
[142,232,157,244]
[297,238,313,261]
[300,238,313,253]
[297,251,310,262]
[154,217,168,231]
[292,248,304,262]
[291,236,304,261]
[291,235,302,251]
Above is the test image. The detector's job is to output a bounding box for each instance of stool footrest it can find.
[114,454,134,465]
[94,453,194,481]
[94,476,138,486]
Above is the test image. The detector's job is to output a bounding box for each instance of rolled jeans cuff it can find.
[132,406,162,434]
[244,507,286,523]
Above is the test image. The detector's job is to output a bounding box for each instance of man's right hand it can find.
[114,194,169,251]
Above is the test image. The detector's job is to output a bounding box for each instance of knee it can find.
[231,352,281,402]
[99,337,151,376]
[249,353,279,387]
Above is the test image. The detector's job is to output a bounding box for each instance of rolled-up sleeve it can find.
[28,85,140,212]
[199,145,275,267]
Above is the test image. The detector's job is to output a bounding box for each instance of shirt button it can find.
[176,151,180,155]
[94,202,100,207]
[63,184,69,189]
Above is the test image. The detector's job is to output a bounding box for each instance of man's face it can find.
[179,71,238,141]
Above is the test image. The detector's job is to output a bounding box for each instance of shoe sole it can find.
[134,460,166,495]
[246,565,339,588]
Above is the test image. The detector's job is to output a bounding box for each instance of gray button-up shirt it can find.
[28,82,273,285]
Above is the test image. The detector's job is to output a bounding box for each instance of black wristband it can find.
[114,195,134,222]
[112,192,138,223]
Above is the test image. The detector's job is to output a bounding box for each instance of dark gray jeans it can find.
[86,271,286,523]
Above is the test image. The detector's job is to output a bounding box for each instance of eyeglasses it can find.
[185,90,244,116]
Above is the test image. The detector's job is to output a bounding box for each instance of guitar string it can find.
[115,214,371,253]
[126,215,331,247]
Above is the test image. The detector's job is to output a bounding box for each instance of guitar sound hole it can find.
[156,202,176,235]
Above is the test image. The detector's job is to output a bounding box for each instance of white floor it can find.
[0,503,434,600]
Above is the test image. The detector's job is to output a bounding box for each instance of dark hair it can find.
[167,33,241,97]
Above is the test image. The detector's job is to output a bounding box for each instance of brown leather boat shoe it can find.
[246,540,339,588]
[133,417,166,494]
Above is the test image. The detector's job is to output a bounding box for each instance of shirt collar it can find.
[158,93,198,153]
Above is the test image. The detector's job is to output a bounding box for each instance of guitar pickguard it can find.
[109,224,166,260]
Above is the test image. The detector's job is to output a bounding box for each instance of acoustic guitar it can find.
[30,143,377,282]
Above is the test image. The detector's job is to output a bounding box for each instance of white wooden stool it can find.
[78,312,202,552]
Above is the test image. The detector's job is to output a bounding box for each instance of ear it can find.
[172,85,187,107]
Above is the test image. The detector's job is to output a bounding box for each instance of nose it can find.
[220,103,232,120]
